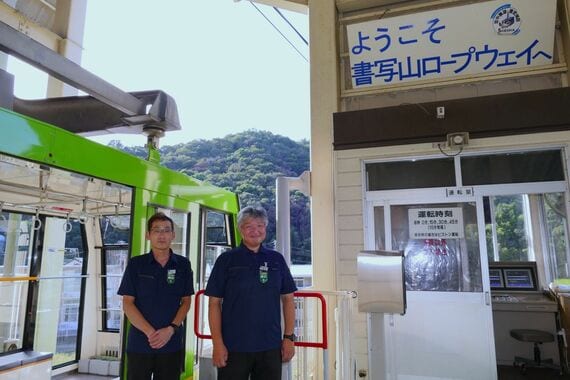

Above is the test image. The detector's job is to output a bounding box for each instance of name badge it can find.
[167,269,176,285]
[259,262,268,284]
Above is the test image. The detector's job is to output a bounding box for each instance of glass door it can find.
[375,199,497,380]
[33,216,87,367]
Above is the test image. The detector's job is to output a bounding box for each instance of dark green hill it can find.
[109,130,311,264]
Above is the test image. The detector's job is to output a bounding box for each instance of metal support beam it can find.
[0,21,181,135]
[0,21,144,116]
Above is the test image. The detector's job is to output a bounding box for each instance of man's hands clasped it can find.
[146,326,175,349]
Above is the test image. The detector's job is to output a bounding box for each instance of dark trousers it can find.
[217,348,282,380]
[127,351,182,380]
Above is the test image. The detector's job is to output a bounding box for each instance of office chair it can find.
[510,329,559,373]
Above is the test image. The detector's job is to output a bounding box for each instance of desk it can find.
[492,292,558,312]
[492,291,560,366]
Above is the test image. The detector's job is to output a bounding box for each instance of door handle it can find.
[485,291,490,306]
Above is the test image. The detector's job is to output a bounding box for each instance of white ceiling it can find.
[2,0,55,30]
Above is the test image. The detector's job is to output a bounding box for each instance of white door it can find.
[370,199,497,380]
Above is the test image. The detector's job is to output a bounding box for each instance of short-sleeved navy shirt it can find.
[205,243,297,352]
[118,251,194,353]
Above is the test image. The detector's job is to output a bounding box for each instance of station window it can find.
[374,206,385,251]
[541,193,570,279]
[366,149,570,291]
[366,158,455,191]
[485,192,570,283]
[100,215,130,332]
[485,195,533,262]
[461,150,564,185]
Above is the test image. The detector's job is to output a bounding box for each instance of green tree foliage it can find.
[543,193,569,277]
[109,130,311,264]
[485,193,570,279]
[486,195,529,262]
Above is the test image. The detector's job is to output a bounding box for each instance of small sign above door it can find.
[408,207,464,239]
[446,186,474,197]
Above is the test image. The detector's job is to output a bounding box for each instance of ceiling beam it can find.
[0,0,59,50]
[246,0,308,14]
[336,0,418,13]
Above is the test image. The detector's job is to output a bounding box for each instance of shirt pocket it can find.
[136,273,157,298]
[227,266,250,290]
[166,272,188,297]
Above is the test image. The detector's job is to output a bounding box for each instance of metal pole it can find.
[276,176,292,264]
[275,172,311,380]
[275,171,311,264]
[323,348,329,380]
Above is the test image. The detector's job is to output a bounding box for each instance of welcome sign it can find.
[346,0,557,88]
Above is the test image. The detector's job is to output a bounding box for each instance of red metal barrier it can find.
[193,289,328,349]
[293,291,328,349]
[194,289,211,339]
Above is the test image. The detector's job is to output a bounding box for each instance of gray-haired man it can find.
[205,206,297,380]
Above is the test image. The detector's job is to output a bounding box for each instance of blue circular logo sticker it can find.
[491,4,521,35]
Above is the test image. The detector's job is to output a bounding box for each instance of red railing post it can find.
[194,289,211,339]
[194,289,328,348]
[293,291,328,349]
[194,289,331,378]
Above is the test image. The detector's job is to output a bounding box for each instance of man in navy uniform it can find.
[118,212,194,380]
[206,206,297,380]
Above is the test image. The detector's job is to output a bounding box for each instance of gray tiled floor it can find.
[52,373,116,380]
[53,366,570,380]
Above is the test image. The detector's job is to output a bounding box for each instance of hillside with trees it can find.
[110,130,311,264]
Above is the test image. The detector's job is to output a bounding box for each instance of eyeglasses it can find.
[150,228,173,234]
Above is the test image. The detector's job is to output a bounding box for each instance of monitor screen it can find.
[489,268,504,289]
[504,268,535,289]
